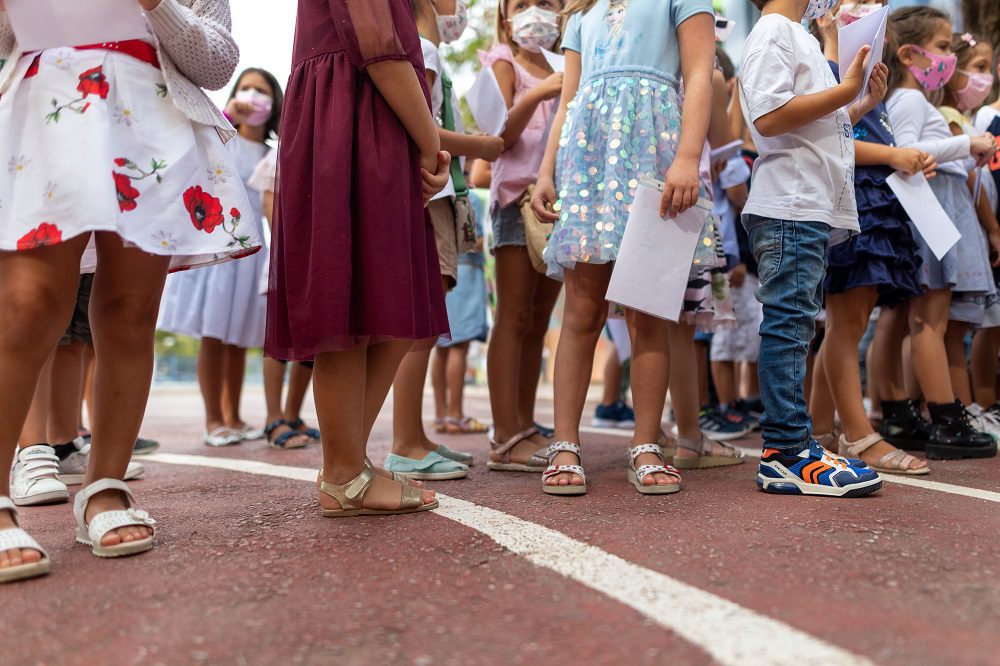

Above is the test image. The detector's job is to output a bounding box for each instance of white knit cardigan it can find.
[0,0,239,141]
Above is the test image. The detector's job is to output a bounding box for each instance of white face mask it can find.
[234,89,273,127]
[510,7,561,53]
[435,1,469,44]
[803,0,836,20]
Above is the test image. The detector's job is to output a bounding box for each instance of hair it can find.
[750,0,769,10]
[227,67,283,141]
[715,46,735,81]
[495,0,564,53]
[562,0,598,16]
[951,31,990,69]
[886,6,951,96]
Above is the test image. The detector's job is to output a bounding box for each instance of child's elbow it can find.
[753,117,778,138]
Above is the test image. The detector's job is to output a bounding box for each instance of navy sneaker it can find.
[757,442,882,497]
[736,398,764,419]
[699,407,750,441]
[592,401,636,429]
[533,422,555,439]
[722,401,759,431]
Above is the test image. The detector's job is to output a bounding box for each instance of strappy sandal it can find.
[265,419,311,450]
[204,426,240,448]
[487,427,548,472]
[672,435,746,469]
[319,460,439,517]
[443,416,490,434]
[73,479,156,558]
[542,441,587,495]
[287,418,321,441]
[839,433,929,476]
[628,443,682,495]
[0,497,50,583]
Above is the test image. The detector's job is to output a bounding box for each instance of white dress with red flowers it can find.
[156,135,268,349]
[0,44,259,272]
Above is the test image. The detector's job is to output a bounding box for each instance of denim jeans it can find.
[747,215,830,453]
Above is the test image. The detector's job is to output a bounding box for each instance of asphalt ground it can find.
[3,385,999,666]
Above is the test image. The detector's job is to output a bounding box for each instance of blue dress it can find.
[823,62,922,306]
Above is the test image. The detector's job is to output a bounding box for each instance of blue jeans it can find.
[747,215,830,453]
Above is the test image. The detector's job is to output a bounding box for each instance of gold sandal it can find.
[319,460,438,518]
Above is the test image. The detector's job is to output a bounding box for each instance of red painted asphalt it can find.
[3,386,999,665]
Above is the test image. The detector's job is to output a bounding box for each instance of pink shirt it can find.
[481,45,556,210]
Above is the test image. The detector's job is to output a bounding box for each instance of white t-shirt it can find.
[738,14,858,242]
[421,37,464,202]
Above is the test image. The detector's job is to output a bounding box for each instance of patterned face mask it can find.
[803,0,836,21]
[906,44,958,92]
[435,1,469,44]
[510,7,561,53]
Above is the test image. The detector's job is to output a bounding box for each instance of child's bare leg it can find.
[909,290,955,404]
[668,323,702,445]
[263,358,286,423]
[809,346,835,436]
[627,311,677,485]
[48,341,86,443]
[431,346,448,422]
[20,351,55,447]
[971,328,1000,406]
[446,343,469,420]
[197,337,226,433]
[872,304,909,401]
[517,275,562,441]
[221,343,248,429]
[601,344,622,406]
[944,321,973,406]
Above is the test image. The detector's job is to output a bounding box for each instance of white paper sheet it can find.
[605,178,710,322]
[5,0,149,52]
[465,68,508,137]
[837,5,889,104]
[541,49,565,73]
[709,139,744,164]
[886,171,961,260]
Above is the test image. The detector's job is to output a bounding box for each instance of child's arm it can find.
[855,142,936,178]
[423,69,505,162]
[494,60,563,147]
[140,0,239,91]
[887,91,978,165]
[707,69,735,149]
[531,50,582,222]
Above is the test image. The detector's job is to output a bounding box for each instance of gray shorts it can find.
[60,274,93,346]
[491,202,526,251]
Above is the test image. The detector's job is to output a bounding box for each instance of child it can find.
[741,0,887,496]
[268,0,451,516]
[384,0,505,480]
[158,67,283,447]
[484,0,566,475]
[805,1,930,475]
[0,0,257,581]
[532,0,718,495]
[884,6,998,460]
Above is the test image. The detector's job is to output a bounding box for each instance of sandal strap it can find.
[634,463,682,484]
[319,462,376,511]
[264,419,290,437]
[0,526,47,557]
[542,464,586,481]
[841,433,883,457]
[86,508,156,544]
[488,427,540,458]
[878,448,919,471]
[73,478,135,527]
[272,429,306,448]
[629,443,665,464]
[0,496,19,523]
[398,482,426,510]
[546,441,582,462]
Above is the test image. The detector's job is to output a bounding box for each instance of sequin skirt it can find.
[545,73,681,277]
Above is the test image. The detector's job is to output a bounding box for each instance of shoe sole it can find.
[12,489,70,506]
[322,499,439,517]
[0,559,50,583]
[132,444,160,456]
[487,461,546,473]
[76,531,154,558]
[925,442,998,460]
[393,469,469,480]
[756,473,883,497]
[62,466,144,486]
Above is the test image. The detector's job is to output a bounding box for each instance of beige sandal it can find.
[628,444,681,494]
[487,426,548,472]
[672,435,746,469]
[319,460,438,517]
[839,433,929,476]
[444,416,489,434]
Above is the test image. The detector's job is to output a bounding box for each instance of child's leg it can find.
[741,362,760,401]
[971,328,1000,406]
[263,358,287,423]
[82,343,95,431]
[601,343,622,406]
[84,233,172,545]
[48,341,86,444]
[908,290,955,404]
[547,263,613,486]
[809,345,836,436]
[431,346,448,422]
[695,338,711,407]
[196,337,226,433]
[820,288,877,439]
[220,343,248,429]
[871,304,910,401]
[625,311,676,485]
[944,321,973,405]
[517,275,562,436]
[668,323,701,442]
[446,343,470,420]
[19,351,55,447]
[284,362,313,422]
[390,346,436,458]
[711,360,736,406]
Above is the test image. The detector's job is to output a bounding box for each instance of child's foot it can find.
[317,468,435,512]
[84,489,153,547]
[673,435,746,470]
[757,442,882,497]
[0,508,44,570]
[542,442,586,495]
[838,434,929,475]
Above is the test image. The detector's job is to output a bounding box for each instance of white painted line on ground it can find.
[144,451,872,666]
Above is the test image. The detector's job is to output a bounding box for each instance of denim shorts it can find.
[491,202,527,250]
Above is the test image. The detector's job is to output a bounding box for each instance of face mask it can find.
[803,0,836,21]
[235,89,273,127]
[955,70,995,111]
[835,3,882,27]
[510,7,560,53]
[906,44,958,92]
[435,1,468,44]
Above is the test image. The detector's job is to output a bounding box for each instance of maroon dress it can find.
[266,0,449,361]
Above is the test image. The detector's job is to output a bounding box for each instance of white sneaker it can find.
[969,404,1000,442]
[58,438,145,486]
[11,445,70,506]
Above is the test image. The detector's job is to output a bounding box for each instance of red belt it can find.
[25,40,160,79]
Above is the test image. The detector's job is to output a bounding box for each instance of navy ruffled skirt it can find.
[824,166,923,306]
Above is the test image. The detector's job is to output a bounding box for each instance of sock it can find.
[52,442,77,460]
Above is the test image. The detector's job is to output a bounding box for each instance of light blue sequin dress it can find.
[547,0,714,279]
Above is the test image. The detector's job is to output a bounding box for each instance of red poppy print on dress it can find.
[17,223,63,250]
[113,172,140,212]
[77,67,110,99]
[184,186,225,233]
[111,156,167,212]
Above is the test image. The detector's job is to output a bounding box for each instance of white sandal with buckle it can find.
[628,443,682,495]
[74,479,156,558]
[0,497,51,583]
[839,433,929,475]
[541,441,587,495]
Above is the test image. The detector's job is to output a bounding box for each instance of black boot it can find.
[880,399,932,451]
[926,400,997,460]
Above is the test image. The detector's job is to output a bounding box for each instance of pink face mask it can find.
[906,44,958,92]
[955,71,995,111]
[836,3,882,28]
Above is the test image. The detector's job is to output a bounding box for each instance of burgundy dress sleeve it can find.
[327,0,409,68]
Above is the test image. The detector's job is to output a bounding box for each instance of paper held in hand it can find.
[886,170,960,260]
[605,177,711,322]
[837,4,889,104]
[5,0,149,52]
[465,68,509,137]
[541,49,565,73]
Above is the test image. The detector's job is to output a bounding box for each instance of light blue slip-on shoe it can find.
[434,444,474,466]
[384,451,469,480]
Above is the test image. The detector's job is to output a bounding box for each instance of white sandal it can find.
[628,443,682,495]
[204,426,240,447]
[839,433,929,476]
[541,441,587,495]
[0,497,50,583]
[73,479,156,558]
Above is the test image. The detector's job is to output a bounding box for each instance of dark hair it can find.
[715,46,735,81]
[951,31,989,69]
[227,67,284,141]
[886,6,951,96]
[750,0,769,10]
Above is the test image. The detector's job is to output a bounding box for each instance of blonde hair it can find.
[562,0,599,15]
[494,0,565,53]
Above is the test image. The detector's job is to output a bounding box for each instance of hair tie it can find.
[961,32,977,48]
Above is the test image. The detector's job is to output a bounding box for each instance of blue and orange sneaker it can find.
[757,442,882,497]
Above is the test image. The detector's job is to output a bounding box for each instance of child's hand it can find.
[536,73,564,101]
[137,0,162,10]
[421,151,451,207]
[225,98,254,126]
[921,152,938,180]
[841,45,872,99]
[660,157,700,218]
[854,62,888,116]
[531,176,560,223]
[729,263,747,289]
[889,147,930,176]
[971,134,998,167]
[474,135,505,162]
